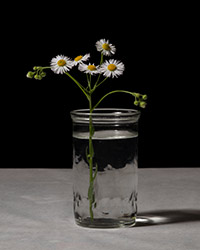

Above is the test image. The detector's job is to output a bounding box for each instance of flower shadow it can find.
[136,209,200,227]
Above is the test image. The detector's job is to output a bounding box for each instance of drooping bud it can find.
[40,71,46,78]
[34,74,42,80]
[140,101,147,108]
[142,94,148,100]
[26,71,34,79]
[134,100,139,106]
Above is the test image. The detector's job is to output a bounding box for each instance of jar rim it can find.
[70,108,140,124]
[71,108,140,117]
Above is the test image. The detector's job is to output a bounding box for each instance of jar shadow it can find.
[136,209,200,227]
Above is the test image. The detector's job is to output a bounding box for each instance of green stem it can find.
[92,90,137,111]
[86,74,90,86]
[92,53,104,89]
[100,53,104,65]
[41,66,51,70]
[65,70,97,220]
[94,77,108,89]
[65,72,89,100]
[88,94,94,220]
[64,70,98,220]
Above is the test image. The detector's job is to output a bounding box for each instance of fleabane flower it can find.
[50,55,73,74]
[73,53,90,66]
[95,39,116,56]
[78,63,99,75]
[99,59,125,78]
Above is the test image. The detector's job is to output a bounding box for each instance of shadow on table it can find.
[136,209,200,227]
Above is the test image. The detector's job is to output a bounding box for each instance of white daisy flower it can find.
[95,39,116,56]
[50,55,73,74]
[99,59,125,78]
[78,63,99,75]
[73,53,90,66]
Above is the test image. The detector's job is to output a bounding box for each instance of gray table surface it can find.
[0,168,199,250]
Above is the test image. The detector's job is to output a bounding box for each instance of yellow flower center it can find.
[107,64,117,71]
[88,65,96,71]
[102,43,111,51]
[57,59,66,67]
[74,55,83,62]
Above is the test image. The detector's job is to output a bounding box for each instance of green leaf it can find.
[88,182,94,201]
[88,184,95,204]
[93,163,98,181]
[91,125,95,137]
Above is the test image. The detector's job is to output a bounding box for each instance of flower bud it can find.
[140,101,147,108]
[40,71,46,78]
[134,100,139,106]
[33,66,41,70]
[142,94,148,100]
[34,74,42,80]
[26,71,34,79]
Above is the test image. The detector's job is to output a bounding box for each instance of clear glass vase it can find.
[71,108,140,228]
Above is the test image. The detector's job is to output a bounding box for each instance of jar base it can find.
[75,217,136,229]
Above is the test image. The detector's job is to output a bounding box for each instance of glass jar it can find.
[71,108,140,228]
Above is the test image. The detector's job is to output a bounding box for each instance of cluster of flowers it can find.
[27,39,147,108]
[27,39,124,79]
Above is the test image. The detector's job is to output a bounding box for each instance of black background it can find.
[5,3,199,168]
